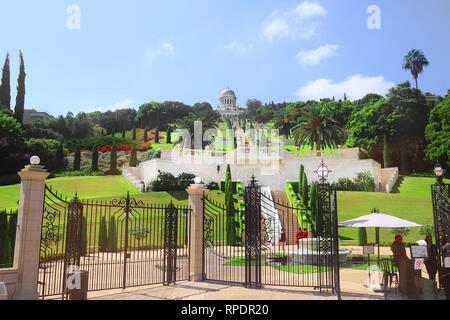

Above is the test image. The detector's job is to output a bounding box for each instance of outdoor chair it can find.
[379,258,399,294]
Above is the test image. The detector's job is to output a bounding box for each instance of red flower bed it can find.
[97,145,132,153]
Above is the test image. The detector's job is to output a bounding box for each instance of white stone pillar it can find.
[186,181,207,282]
[13,157,49,300]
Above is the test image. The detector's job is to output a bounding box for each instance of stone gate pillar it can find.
[13,156,49,300]
[186,180,207,282]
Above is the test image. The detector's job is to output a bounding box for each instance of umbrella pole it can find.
[376,227,380,264]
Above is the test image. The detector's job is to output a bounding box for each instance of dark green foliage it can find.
[166,125,172,144]
[0,210,17,267]
[55,143,66,172]
[150,170,196,191]
[419,225,435,237]
[0,173,21,186]
[0,54,11,109]
[91,145,99,171]
[225,164,237,245]
[155,127,160,143]
[301,172,309,207]
[109,144,117,172]
[309,181,317,234]
[143,128,148,142]
[206,181,219,190]
[391,227,411,237]
[99,216,108,252]
[129,145,138,167]
[73,145,81,171]
[132,127,136,141]
[425,91,450,168]
[14,51,25,125]
[65,135,129,152]
[334,171,375,192]
[122,130,125,139]
[24,138,66,173]
[107,216,118,252]
[358,227,368,246]
[299,165,304,197]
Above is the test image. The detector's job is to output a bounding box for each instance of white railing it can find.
[260,187,282,245]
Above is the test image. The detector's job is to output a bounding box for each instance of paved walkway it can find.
[86,269,384,300]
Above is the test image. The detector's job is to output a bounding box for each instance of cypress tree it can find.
[143,128,148,142]
[358,227,368,246]
[225,165,236,245]
[0,53,11,110]
[0,212,8,266]
[299,164,304,196]
[122,129,125,139]
[8,213,17,264]
[132,127,136,141]
[129,145,138,167]
[98,216,108,252]
[73,145,81,171]
[166,126,172,144]
[155,127,160,143]
[55,143,65,172]
[14,50,25,125]
[91,145,99,171]
[107,216,117,252]
[302,172,309,207]
[309,181,317,235]
[110,143,117,173]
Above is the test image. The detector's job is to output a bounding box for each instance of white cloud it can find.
[296,44,339,66]
[89,99,134,113]
[147,42,174,60]
[263,1,326,41]
[295,75,395,101]
[218,41,253,55]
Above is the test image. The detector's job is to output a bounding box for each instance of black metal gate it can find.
[431,182,450,270]
[202,177,340,295]
[38,186,191,298]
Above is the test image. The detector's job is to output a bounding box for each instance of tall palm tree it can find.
[402,49,429,89]
[274,115,294,139]
[292,104,347,156]
[176,109,220,149]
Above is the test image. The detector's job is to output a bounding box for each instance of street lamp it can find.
[314,159,331,184]
[433,161,445,184]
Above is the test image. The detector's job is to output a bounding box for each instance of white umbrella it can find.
[339,212,422,261]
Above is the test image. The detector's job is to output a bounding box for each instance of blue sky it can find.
[1,0,449,116]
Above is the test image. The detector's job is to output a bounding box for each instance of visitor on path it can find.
[424,235,438,281]
[391,234,408,267]
[439,235,450,300]
[295,228,303,246]
[302,228,308,239]
[279,228,286,250]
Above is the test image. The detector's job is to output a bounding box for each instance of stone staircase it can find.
[380,167,399,193]
[271,191,299,245]
[122,166,143,192]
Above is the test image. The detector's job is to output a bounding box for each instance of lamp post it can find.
[433,161,445,185]
[314,159,332,184]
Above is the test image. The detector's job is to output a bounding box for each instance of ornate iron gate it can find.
[431,182,450,270]
[38,186,191,298]
[202,177,340,295]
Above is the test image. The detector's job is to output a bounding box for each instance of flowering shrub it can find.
[97,145,132,153]
[137,141,152,152]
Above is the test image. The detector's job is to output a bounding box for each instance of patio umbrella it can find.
[339,212,423,261]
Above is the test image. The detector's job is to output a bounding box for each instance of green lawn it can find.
[337,176,449,246]
[0,176,191,210]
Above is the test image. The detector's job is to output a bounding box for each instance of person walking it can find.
[424,235,438,281]
[279,228,286,251]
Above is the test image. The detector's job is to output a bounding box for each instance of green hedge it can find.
[0,209,17,268]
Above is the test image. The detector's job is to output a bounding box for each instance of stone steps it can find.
[122,166,142,192]
[271,191,299,245]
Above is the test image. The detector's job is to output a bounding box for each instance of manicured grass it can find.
[337,176,449,246]
[151,143,175,149]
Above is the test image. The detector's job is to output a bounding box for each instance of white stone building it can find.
[216,87,244,120]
